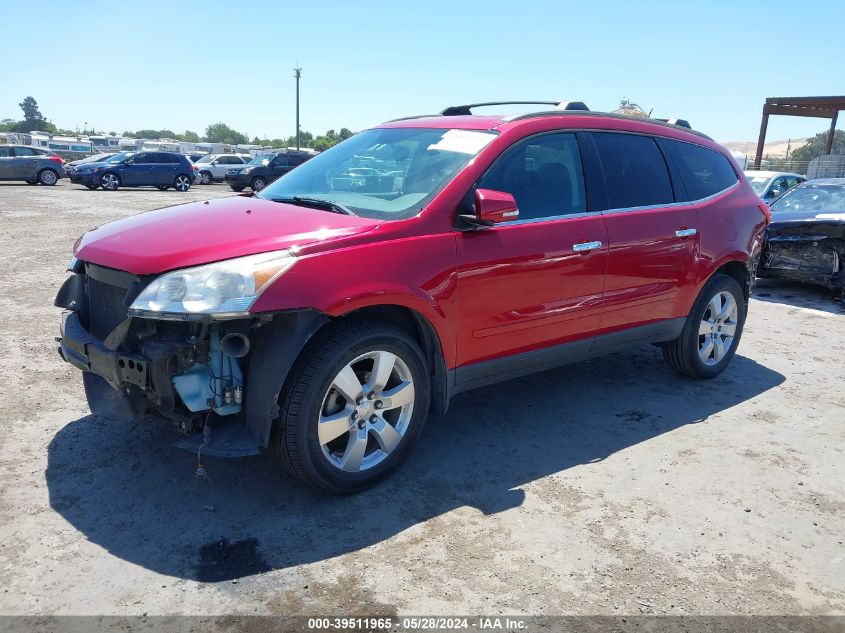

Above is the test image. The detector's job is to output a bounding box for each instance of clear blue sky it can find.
[2,0,842,143]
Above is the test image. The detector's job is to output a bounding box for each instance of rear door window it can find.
[0,147,10,157]
[591,132,675,209]
[13,146,37,156]
[661,138,738,201]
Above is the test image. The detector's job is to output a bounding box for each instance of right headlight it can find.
[128,250,296,319]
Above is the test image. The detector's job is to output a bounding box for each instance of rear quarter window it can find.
[662,139,738,201]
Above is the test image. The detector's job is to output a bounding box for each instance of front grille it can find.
[87,277,129,339]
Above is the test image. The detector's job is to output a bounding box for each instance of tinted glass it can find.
[14,146,37,156]
[0,147,10,157]
[133,153,152,164]
[662,139,738,201]
[272,155,289,167]
[167,154,181,164]
[477,132,586,220]
[592,132,674,209]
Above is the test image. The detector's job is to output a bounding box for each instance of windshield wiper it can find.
[271,196,356,216]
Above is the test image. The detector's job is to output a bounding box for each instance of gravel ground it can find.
[0,180,843,617]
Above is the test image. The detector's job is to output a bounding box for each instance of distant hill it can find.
[720,138,809,158]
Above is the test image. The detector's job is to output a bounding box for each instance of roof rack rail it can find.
[440,101,589,116]
[654,118,691,129]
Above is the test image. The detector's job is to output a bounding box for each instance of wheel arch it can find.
[332,304,450,417]
[245,303,450,448]
[712,258,751,304]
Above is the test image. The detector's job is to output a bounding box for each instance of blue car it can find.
[70,151,195,191]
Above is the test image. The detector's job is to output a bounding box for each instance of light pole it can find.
[294,66,302,150]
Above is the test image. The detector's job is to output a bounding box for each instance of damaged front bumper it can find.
[759,220,845,292]
[58,310,247,425]
[55,261,329,457]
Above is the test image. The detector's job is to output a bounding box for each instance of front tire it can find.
[174,174,192,191]
[250,176,266,191]
[38,169,59,185]
[100,172,120,190]
[663,274,746,379]
[273,320,431,494]
[229,185,245,192]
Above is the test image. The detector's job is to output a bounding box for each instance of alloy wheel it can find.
[101,173,119,190]
[40,170,57,185]
[698,290,738,365]
[318,350,415,472]
[201,172,211,185]
[174,175,191,191]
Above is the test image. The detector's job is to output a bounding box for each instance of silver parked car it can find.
[0,144,66,185]
[193,153,251,184]
[744,170,806,202]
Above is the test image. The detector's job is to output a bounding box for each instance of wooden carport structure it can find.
[753,96,845,169]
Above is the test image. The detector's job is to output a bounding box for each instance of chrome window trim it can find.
[598,179,741,215]
[496,210,603,227]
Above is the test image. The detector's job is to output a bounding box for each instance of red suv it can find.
[56,101,768,493]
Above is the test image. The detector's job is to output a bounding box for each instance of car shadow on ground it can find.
[753,279,845,315]
[46,346,784,582]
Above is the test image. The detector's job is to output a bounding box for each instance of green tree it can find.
[182,130,200,143]
[791,130,845,163]
[19,96,43,122]
[205,122,248,145]
[14,95,53,132]
[339,127,354,140]
[133,128,177,139]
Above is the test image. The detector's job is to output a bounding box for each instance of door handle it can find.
[675,228,697,237]
[573,240,603,252]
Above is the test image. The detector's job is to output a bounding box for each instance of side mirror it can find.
[462,189,519,226]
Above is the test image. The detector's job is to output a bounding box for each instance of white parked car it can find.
[744,170,806,202]
[193,154,250,184]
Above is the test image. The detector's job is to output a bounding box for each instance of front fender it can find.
[250,234,459,367]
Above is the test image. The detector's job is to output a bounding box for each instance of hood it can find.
[75,161,119,172]
[74,196,381,275]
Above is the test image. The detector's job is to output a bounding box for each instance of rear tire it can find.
[200,171,212,185]
[174,174,191,191]
[662,274,746,379]
[38,169,58,185]
[273,320,431,494]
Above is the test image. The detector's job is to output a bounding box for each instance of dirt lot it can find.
[0,180,843,617]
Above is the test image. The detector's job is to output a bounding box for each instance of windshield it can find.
[249,154,272,165]
[80,153,113,164]
[746,175,770,195]
[257,128,497,220]
[771,183,845,215]
[102,151,133,163]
